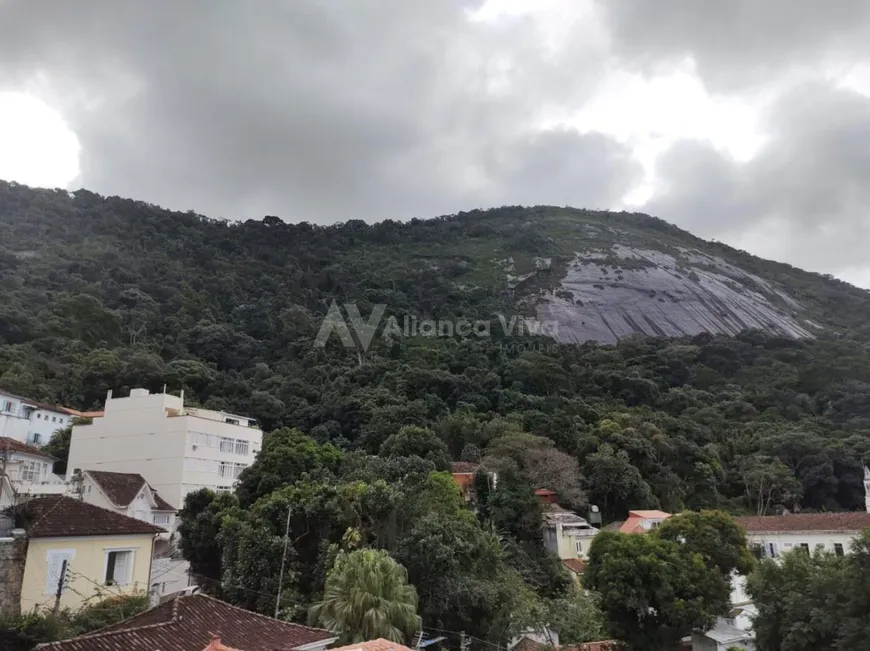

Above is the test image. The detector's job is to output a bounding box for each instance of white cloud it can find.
[0,92,79,188]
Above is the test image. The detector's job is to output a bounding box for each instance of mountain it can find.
[4,179,870,517]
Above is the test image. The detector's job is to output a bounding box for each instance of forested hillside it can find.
[3,179,870,516]
[6,179,870,645]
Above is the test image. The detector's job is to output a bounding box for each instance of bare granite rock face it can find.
[532,245,817,345]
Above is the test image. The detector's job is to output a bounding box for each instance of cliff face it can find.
[532,245,818,345]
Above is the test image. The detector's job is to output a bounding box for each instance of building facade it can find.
[735,512,870,560]
[0,438,67,509]
[0,389,76,446]
[67,389,263,510]
[17,495,164,612]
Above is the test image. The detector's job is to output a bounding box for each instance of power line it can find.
[421,626,505,651]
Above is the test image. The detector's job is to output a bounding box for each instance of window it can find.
[215,486,232,494]
[225,418,239,426]
[235,439,249,456]
[233,463,247,478]
[219,437,234,453]
[2,400,12,412]
[46,550,74,594]
[104,550,135,586]
[153,513,172,525]
[766,542,778,558]
[21,460,44,482]
[574,540,583,554]
[750,544,764,559]
[51,416,57,423]
[36,414,41,419]
[799,543,810,554]
[835,543,845,557]
[815,544,825,552]
[218,461,233,478]
[30,433,42,445]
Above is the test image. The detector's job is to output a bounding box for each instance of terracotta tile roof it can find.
[562,559,586,574]
[0,437,56,460]
[450,461,478,474]
[618,510,672,534]
[736,512,870,533]
[36,593,335,651]
[23,495,166,538]
[63,408,105,419]
[331,638,416,651]
[85,470,177,511]
[153,492,177,512]
[202,636,242,651]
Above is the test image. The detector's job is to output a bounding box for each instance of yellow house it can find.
[17,495,165,613]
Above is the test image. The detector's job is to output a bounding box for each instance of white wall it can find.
[0,390,73,445]
[746,530,860,558]
[68,389,262,510]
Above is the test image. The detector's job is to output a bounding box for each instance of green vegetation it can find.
[311,548,421,644]
[585,511,752,651]
[0,594,148,651]
[747,530,870,651]
[5,181,870,645]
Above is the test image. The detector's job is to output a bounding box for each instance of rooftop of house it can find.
[618,510,672,534]
[85,470,176,511]
[0,387,78,415]
[512,635,622,651]
[561,558,586,575]
[21,495,166,538]
[450,461,478,474]
[202,636,242,651]
[0,436,56,460]
[541,504,598,531]
[35,593,335,651]
[331,638,417,651]
[736,511,870,533]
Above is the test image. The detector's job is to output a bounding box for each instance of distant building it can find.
[735,511,870,560]
[35,592,337,651]
[0,388,77,446]
[541,503,599,570]
[73,468,189,601]
[691,616,754,651]
[616,509,672,534]
[450,461,478,499]
[6,495,165,614]
[510,635,621,651]
[66,388,263,510]
[331,639,418,651]
[0,437,66,509]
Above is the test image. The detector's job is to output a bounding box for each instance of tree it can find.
[235,428,343,507]
[746,548,849,651]
[581,444,656,522]
[178,488,239,586]
[655,510,755,577]
[584,531,727,651]
[310,548,421,644]
[738,456,803,515]
[42,425,73,475]
[379,425,450,471]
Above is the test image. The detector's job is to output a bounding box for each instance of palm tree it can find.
[311,548,421,644]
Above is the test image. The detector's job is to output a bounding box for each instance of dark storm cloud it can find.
[595,0,870,90]
[645,83,870,273]
[0,0,633,222]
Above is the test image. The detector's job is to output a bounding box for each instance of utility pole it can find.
[460,632,470,651]
[413,631,424,650]
[52,559,68,616]
[274,506,292,619]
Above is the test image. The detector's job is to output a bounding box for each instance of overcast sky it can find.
[2,0,870,287]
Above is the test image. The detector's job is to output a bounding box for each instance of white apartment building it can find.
[0,388,76,446]
[66,388,263,510]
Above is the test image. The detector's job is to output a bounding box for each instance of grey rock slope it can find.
[531,244,818,345]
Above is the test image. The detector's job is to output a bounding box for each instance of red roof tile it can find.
[0,437,55,460]
[618,510,672,534]
[23,495,166,538]
[331,638,416,651]
[736,512,870,533]
[36,593,335,651]
[562,559,586,574]
[84,470,175,511]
